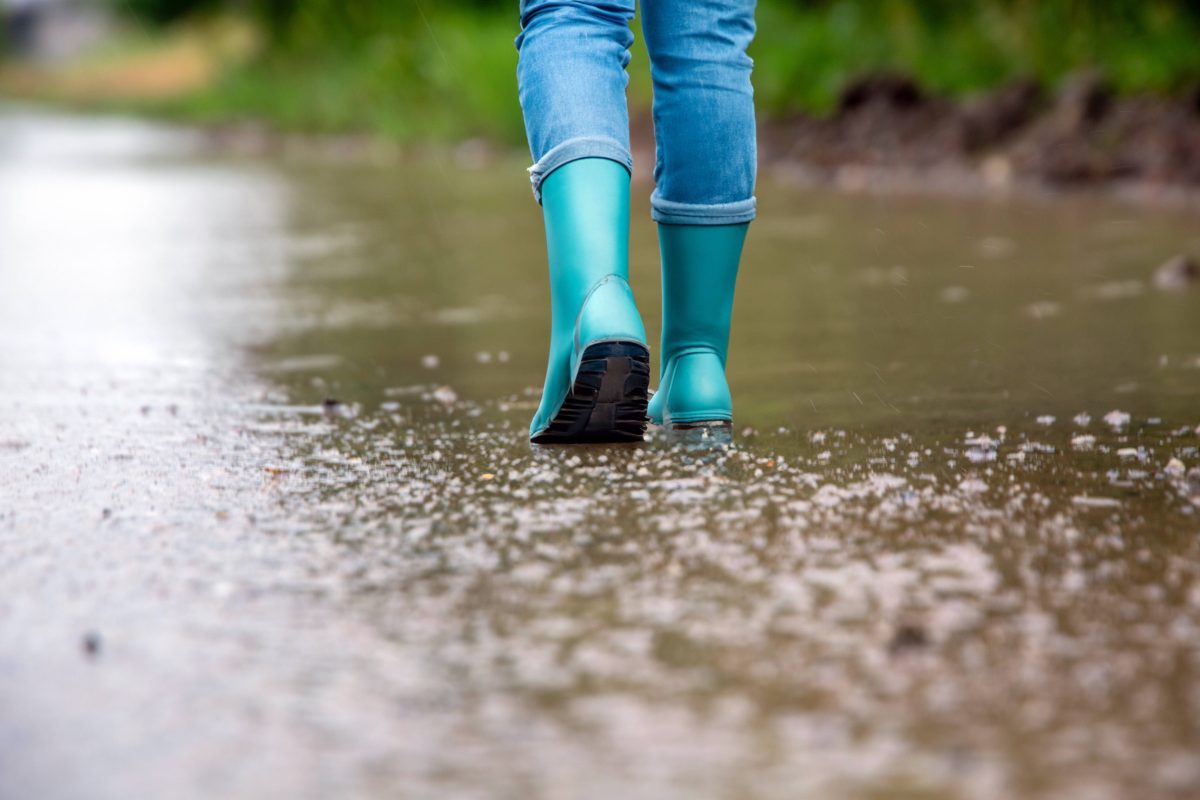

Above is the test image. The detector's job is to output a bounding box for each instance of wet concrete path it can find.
[2,107,1200,799]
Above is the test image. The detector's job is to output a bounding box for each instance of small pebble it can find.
[322,397,353,419]
[888,624,929,655]
[1165,458,1186,478]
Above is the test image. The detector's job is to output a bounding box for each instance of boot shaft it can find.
[657,222,748,368]
[542,158,631,332]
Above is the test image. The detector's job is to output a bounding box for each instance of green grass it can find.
[30,0,1200,142]
[162,8,526,141]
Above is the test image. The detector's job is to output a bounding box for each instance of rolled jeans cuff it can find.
[528,136,633,204]
[650,192,757,225]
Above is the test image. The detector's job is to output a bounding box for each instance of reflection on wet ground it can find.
[2,107,1199,799]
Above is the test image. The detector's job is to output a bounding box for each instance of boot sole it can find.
[531,341,650,444]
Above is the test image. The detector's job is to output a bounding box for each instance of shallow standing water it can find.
[2,107,1199,800]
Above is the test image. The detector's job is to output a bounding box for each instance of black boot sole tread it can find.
[531,341,650,444]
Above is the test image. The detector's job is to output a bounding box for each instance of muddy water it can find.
[2,107,1200,800]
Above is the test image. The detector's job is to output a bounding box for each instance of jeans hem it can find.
[528,137,633,204]
[650,193,757,225]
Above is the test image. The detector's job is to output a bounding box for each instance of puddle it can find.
[2,107,1199,800]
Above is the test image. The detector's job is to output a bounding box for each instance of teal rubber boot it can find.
[647,223,748,432]
[529,158,650,444]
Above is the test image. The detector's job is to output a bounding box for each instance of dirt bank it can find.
[751,71,1200,196]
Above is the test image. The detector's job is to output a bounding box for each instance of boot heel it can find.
[531,341,650,444]
[659,350,733,428]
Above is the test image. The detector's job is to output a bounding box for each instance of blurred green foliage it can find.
[114,0,1200,140]
[752,0,1200,114]
[173,3,526,141]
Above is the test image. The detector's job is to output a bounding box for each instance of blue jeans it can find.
[515,0,757,225]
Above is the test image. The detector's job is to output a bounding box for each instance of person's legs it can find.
[640,0,756,431]
[516,0,650,443]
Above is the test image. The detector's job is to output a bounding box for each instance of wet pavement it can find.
[2,106,1200,800]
